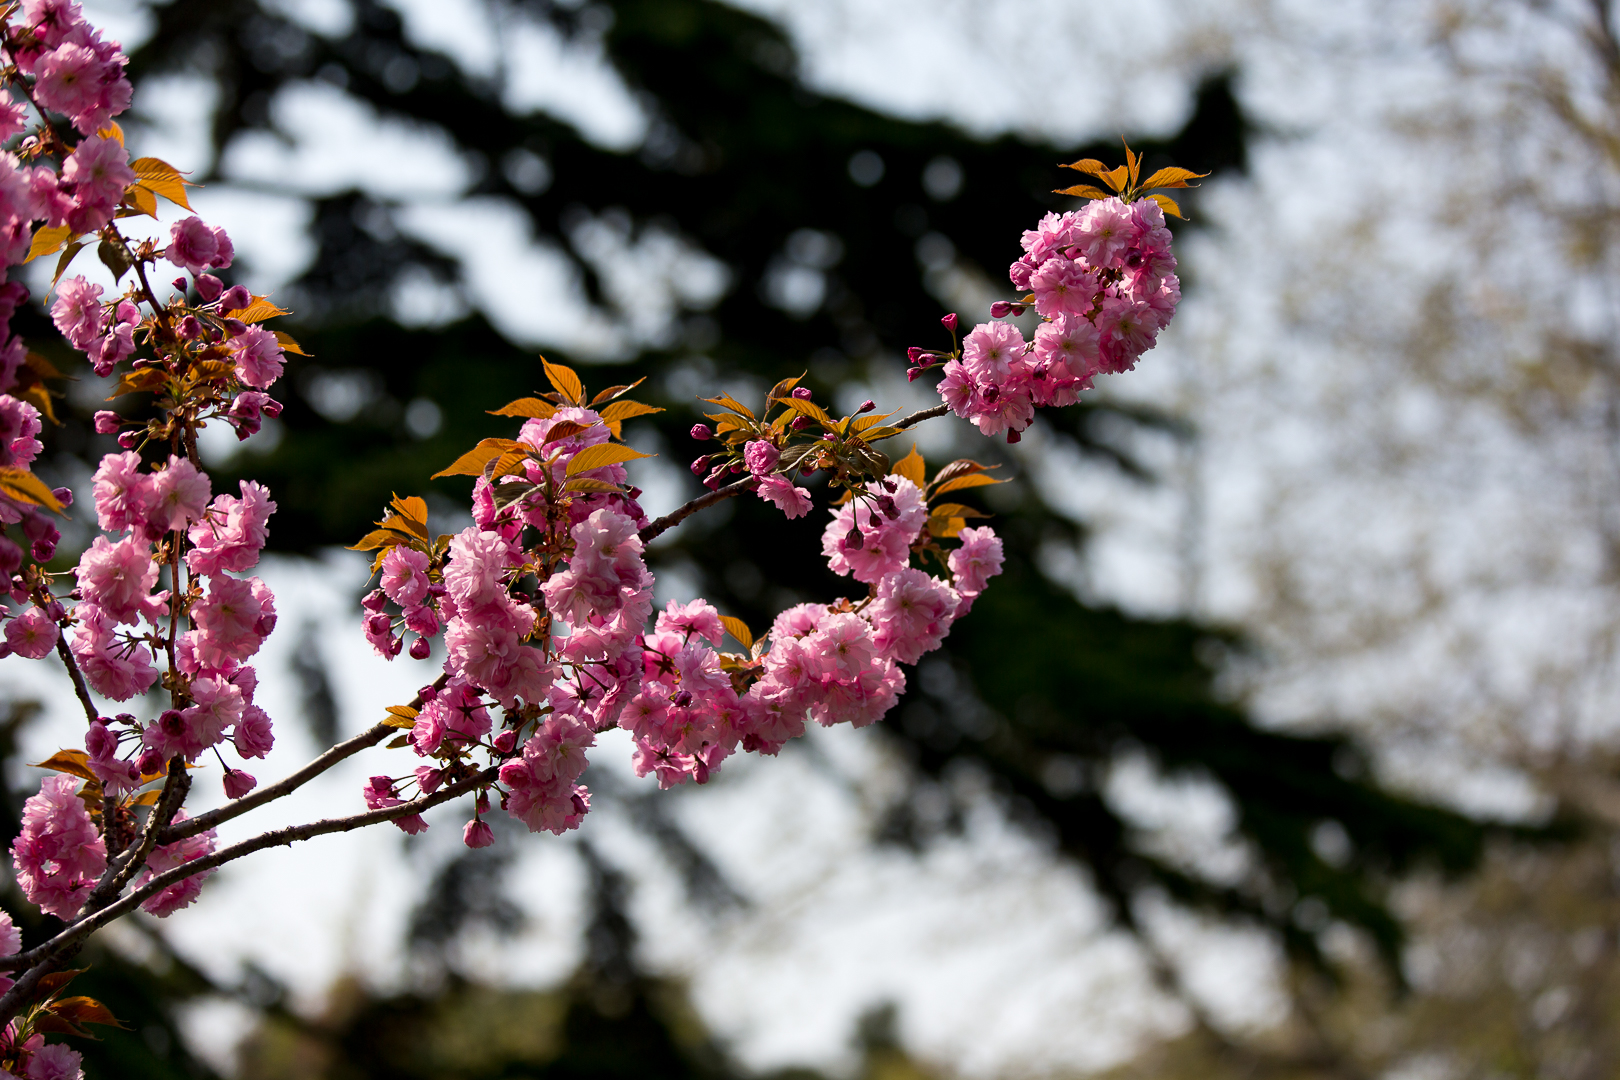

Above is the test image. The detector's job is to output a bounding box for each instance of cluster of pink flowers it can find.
[931,196,1179,439]
[363,400,1007,842]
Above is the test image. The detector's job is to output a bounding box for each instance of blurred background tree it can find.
[11,0,1615,1075]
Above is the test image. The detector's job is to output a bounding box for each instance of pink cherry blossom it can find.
[743,439,780,476]
[163,215,234,276]
[12,774,105,920]
[69,602,157,699]
[0,394,42,470]
[75,534,163,625]
[228,325,284,389]
[91,450,154,534]
[948,526,1005,599]
[191,574,275,665]
[50,275,102,351]
[25,1042,84,1080]
[136,811,216,917]
[380,544,431,606]
[5,605,59,659]
[186,480,275,576]
[147,454,211,534]
[59,134,131,231]
[756,475,812,518]
[867,567,958,665]
[655,598,725,645]
[960,320,1027,383]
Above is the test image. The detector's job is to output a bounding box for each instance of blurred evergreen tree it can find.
[17,0,1550,1020]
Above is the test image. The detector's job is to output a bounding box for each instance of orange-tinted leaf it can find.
[926,503,989,521]
[0,467,65,512]
[488,450,529,479]
[272,330,310,356]
[389,494,429,533]
[25,225,71,264]
[123,184,157,218]
[850,412,896,433]
[858,425,903,442]
[51,996,124,1028]
[129,156,193,211]
[1141,166,1208,190]
[1101,165,1130,192]
[489,397,557,419]
[129,789,165,806]
[346,528,406,552]
[108,367,167,399]
[30,750,97,783]
[542,357,584,405]
[1148,193,1184,219]
[701,393,756,420]
[53,239,86,286]
[383,706,419,729]
[891,445,926,489]
[719,616,753,652]
[766,374,805,405]
[431,438,525,480]
[17,384,57,426]
[598,400,664,423]
[36,971,85,997]
[589,377,646,406]
[1124,142,1140,185]
[23,352,67,381]
[775,396,832,425]
[565,443,651,476]
[1061,158,1108,177]
[933,473,1004,496]
[562,476,624,494]
[1055,184,1114,200]
[927,514,967,539]
[97,122,124,146]
[227,296,289,323]
[537,420,592,444]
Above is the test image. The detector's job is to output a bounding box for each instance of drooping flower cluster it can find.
[357,369,1007,843]
[927,194,1181,440]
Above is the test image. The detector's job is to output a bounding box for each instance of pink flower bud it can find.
[408,636,431,660]
[177,315,202,340]
[1007,428,1022,444]
[845,526,863,550]
[93,411,119,434]
[906,367,923,382]
[858,399,875,413]
[194,274,224,302]
[690,455,710,477]
[463,819,494,849]
[673,689,693,707]
[790,415,810,430]
[907,346,925,363]
[361,589,389,613]
[418,683,438,702]
[117,431,140,449]
[219,285,251,311]
[171,277,188,293]
[85,721,116,760]
[492,728,517,754]
[941,313,959,333]
[415,766,444,794]
[690,424,711,441]
[50,487,71,508]
[791,387,812,400]
[137,747,163,776]
[223,768,257,799]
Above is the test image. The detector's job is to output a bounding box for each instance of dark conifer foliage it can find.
[65,0,1544,985]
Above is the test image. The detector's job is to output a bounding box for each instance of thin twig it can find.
[0,766,496,992]
[635,403,951,545]
[157,672,450,844]
[51,634,98,727]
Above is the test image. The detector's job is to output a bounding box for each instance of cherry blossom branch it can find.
[156,672,451,845]
[636,404,951,545]
[0,764,498,1033]
[91,756,189,906]
[51,635,98,727]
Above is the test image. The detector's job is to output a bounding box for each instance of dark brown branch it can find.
[158,672,451,845]
[0,765,497,1012]
[52,633,99,727]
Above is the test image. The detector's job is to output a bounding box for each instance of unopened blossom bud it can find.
[984,386,1000,403]
[878,496,898,519]
[137,747,163,776]
[1007,429,1022,444]
[223,769,257,799]
[858,399,876,413]
[117,430,140,449]
[115,713,137,726]
[51,487,71,508]
[361,589,389,613]
[171,277,188,294]
[418,683,438,702]
[388,635,403,657]
[408,636,431,660]
[881,478,897,492]
[690,424,711,441]
[690,455,710,477]
[475,792,491,815]
[365,612,392,637]
[93,410,120,434]
[845,526,863,550]
[219,285,251,311]
[627,486,643,499]
[426,582,446,599]
[821,432,837,441]
[673,689,693,708]
[85,721,116,760]
[702,467,726,491]
[743,439,779,476]
[907,346,925,363]
[464,820,495,849]
[906,367,924,382]
[790,415,810,430]
[222,318,247,337]
[492,728,517,754]
[1032,363,1048,380]
[415,766,444,793]
[177,315,202,340]
[194,274,224,302]
[941,313,958,333]
[791,387,812,400]
[43,599,64,622]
